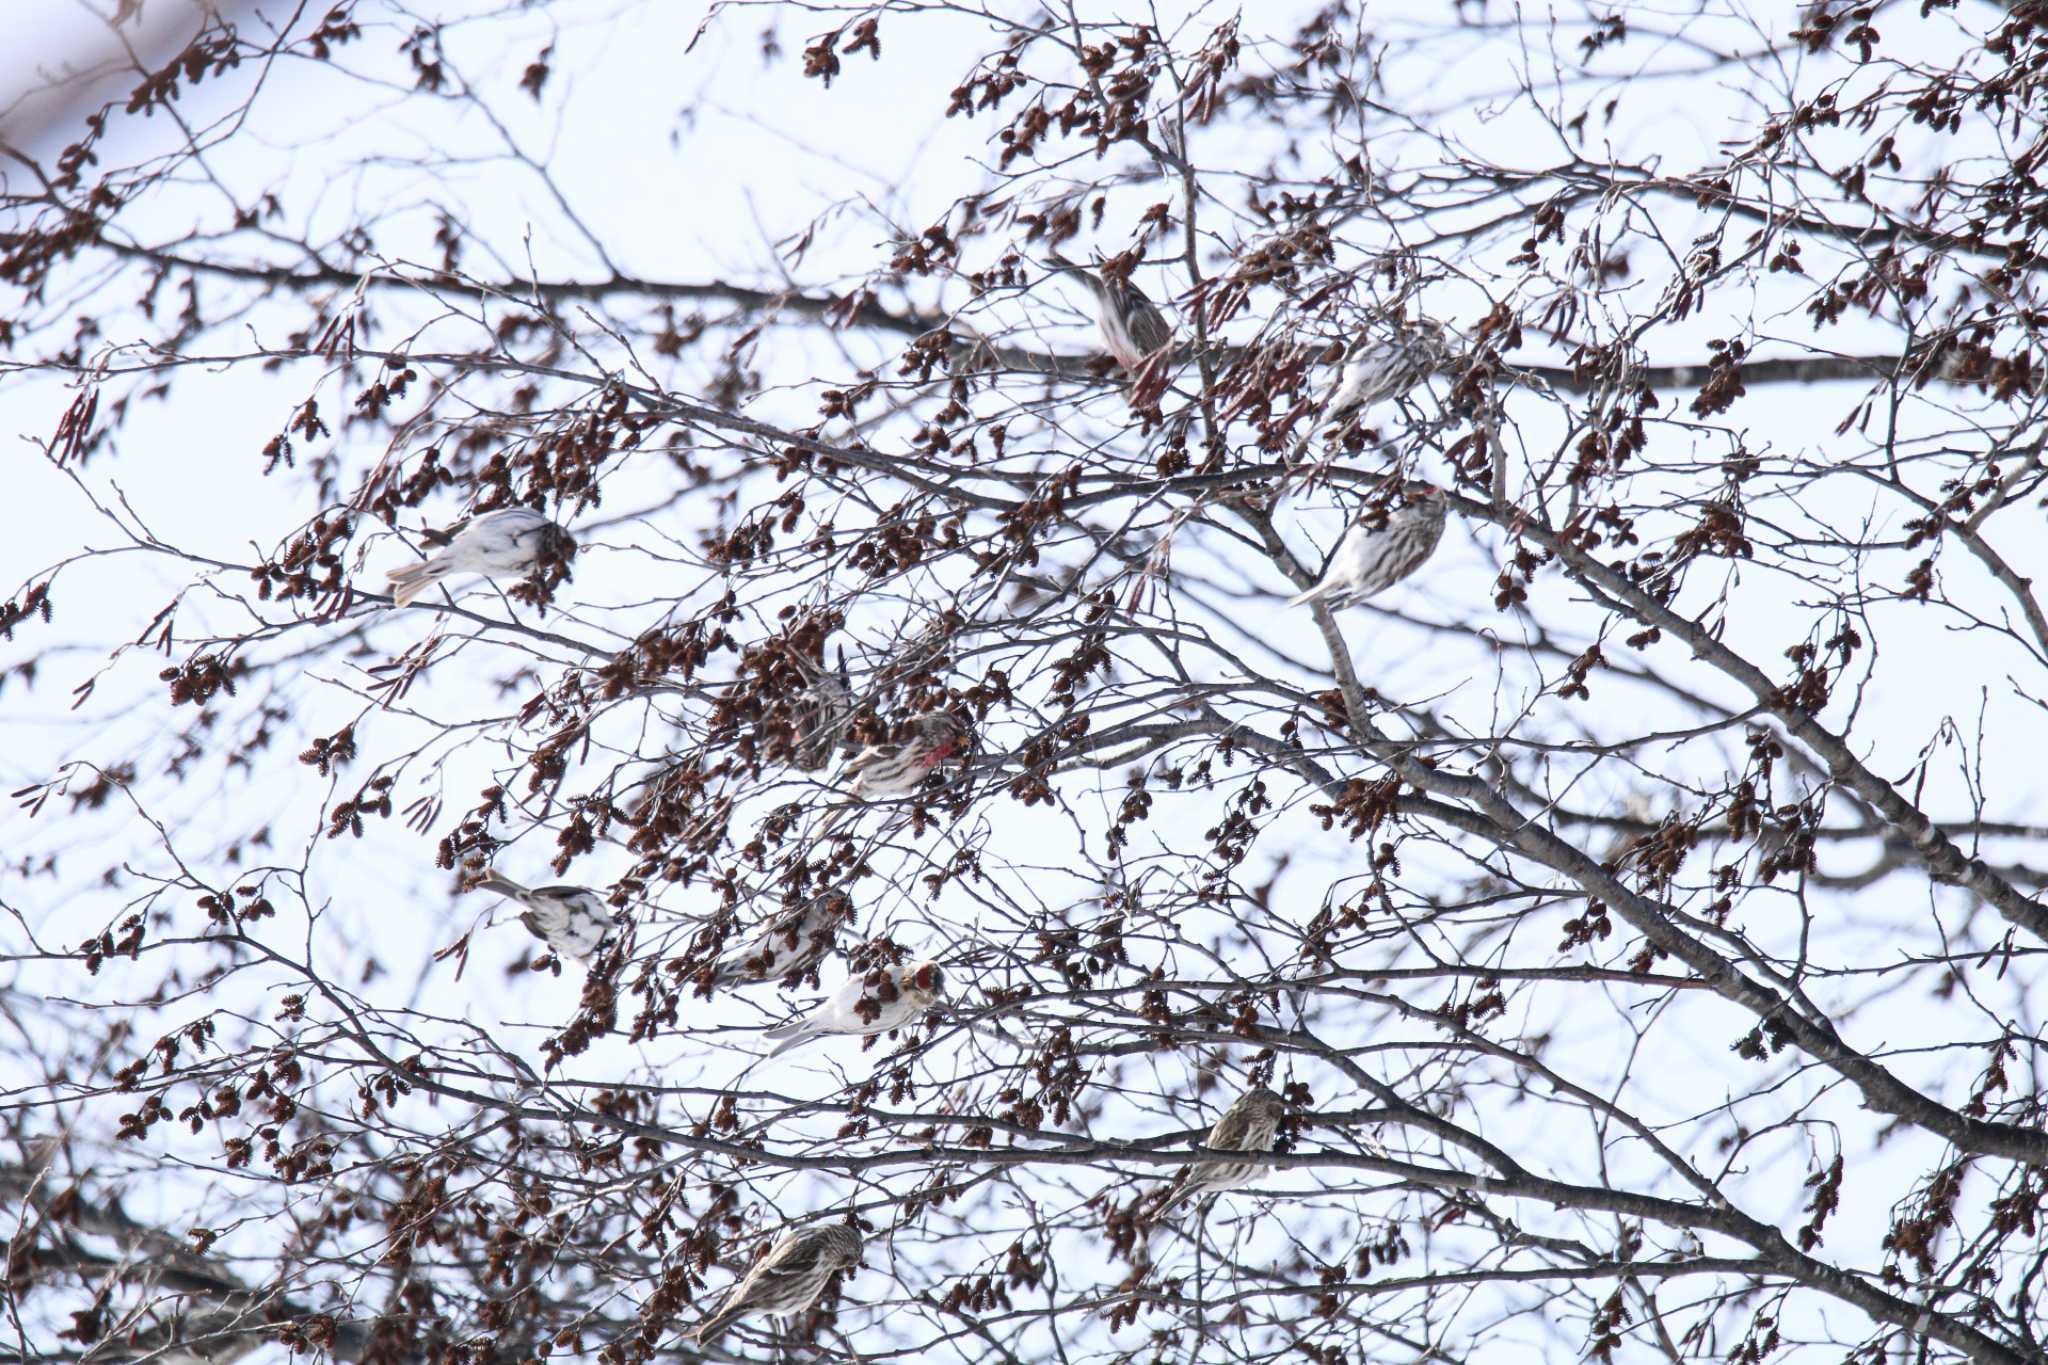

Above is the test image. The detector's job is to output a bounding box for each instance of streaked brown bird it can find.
[788,647,855,772]
[1317,320,1449,432]
[1285,483,1447,610]
[384,507,576,607]
[1046,251,1174,372]
[708,888,856,988]
[842,713,968,801]
[473,869,619,963]
[1157,1086,1288,1215]
[693,1221,863,1344]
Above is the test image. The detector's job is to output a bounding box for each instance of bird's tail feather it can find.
[765,1024,816,1058]
[1284,582,1331,608]
[476,869,529,900]
[385,558,450,607]
[815,799,855,838]
[692,1307,741,1344]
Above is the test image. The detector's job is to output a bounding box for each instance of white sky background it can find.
[2,1,2045,1362]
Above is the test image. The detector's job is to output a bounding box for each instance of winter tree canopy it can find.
[4,2,2047,1363]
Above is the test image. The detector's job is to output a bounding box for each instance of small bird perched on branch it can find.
[384,507,577,608]
[1286,483,1447,610]
[761,960,946,1056]
[692,1221,863,1344]
[473,870,619,963]
[1317,320,1448,432]
[706,888,856,989]
[1156,1086,1288,1216]
[842,713,969,801]
[815,712,970,836]
[788,647,855,772]
[1045,250,1174,373]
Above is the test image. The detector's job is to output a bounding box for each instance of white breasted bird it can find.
[473,869,619,963]
[384,506,577,607]
[841,713,969,801]
[1317,321,1446,432]
[761,960,946,1056]
[1286,483,1447,610]
[707,888,857,989]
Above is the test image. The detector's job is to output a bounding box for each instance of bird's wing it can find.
[1208,1102,1253,1150]
[764,979,857,1042]
[757,1231,830,1281]
[815,976,877,1029]
[419,517,468,548]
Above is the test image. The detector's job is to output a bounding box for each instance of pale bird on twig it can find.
[383,507,577,607]
[841,713,970,800]
[707,888,857,989]
[1316,320,1449,432]
[815,712,971,836]
[760,960,947,1056]
[473,869,620,964]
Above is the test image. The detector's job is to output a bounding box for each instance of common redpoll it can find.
[474,869,618,963]
[384,507,577,608]
[842,714,969,801]
[1285,484,1447,609]
[789,648,855,773]
[709,888,856,988]
[693,1221,863,1344]
[1157,1087,1288,1215]
[1046,251,1174,372]
[761,960,946,1057]
[1318,322,1446,431]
